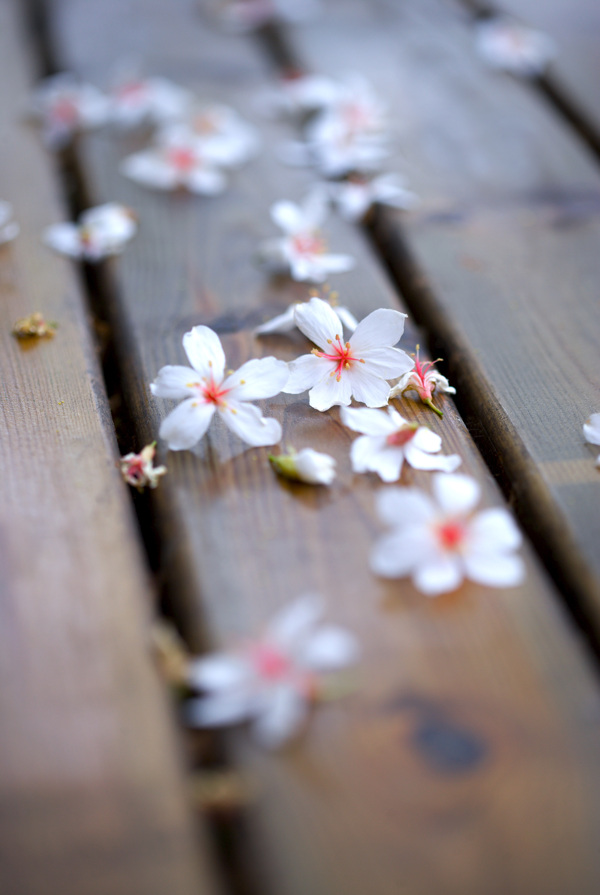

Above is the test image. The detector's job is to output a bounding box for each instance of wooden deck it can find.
[2,0,600,892]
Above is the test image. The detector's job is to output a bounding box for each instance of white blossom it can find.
[284,297,413,411]
[259,192,354,283]
[583,413,600,467]
[371,473,525,596]
[120,131,227,194]
[185,594,358,748]
[269,447,336,484]
[29,73,110,148]
[340,406,461,482]
[151,325,288,450]
[475,17,556,77]
[119,442,167,491]
[164,104,260,168]
[0,202,19,244]
[43,203,137,261]
[327,174,419,222]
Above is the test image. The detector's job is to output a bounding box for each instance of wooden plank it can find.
[0,2,219,893]
[46,0,600,892]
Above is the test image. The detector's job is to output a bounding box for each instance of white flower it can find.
[269,447,336,484]
[371,473,526,596]
[284,297,413,411]
[179,104,260,167]
[30,73,110,148]
[340,406,461,482]
[256,71,340,118]
[219,0,321,32]
[150,325,288,450]
[255,297,357,336]
[389,345,455,418]
[119,442,167,491]
[260,192,355,283]
[328,174,419,222]
[108,75,193,129]
[184,594,358,748]
[43,203,137,261]
[475,18,556,76]
[583,413,600,467]
[120,131,227,194]
[0,202,19,244]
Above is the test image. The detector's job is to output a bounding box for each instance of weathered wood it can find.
[46,0,600,892]
[0,2,219,892]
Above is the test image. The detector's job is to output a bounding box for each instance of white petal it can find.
[43,222,83,258]
[404,444,462,473]
[412,427,442,453]
[294,297,341,350]
[413,556,464,597]
[219,400,282,447]
[293,448,337,484]
[253,684,307,748]
[468,508,522,552]
[351,436,403,482]
[317,253,355,274]
[300,188,329,230]
[271,200,304,234]
[0,221,19,244]
[268,593,323,649]
[301,626,359,670]
[120,151,178,190]
[433,473,481,516]
[370,526,432,578]
[150,365,200,400]
[284,354,329,394]
[350,308,407,351]
[183,325,226,380]
[463,552,526,588]
[187,654,248,692]
[254,305,297,335]
[309,369,353,411]
[340,405,397,436]
[185,693,252,727]
[360,346,414,380]
[583,413,600,446]
[159,398,215,450]
[346,367,391,407]
[335,306,358,332]
[185,166,227,195]
[224,357,289,400]
[376,487,436,527]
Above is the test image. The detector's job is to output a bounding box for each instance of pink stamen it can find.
[167,146,198,172]
[199,375,231,406]
[252,643,291,681]
[116,80,147,101]
[386,425,417,447]
[292,232,326,257]
[437,520,466,551]
[312,334,362,383]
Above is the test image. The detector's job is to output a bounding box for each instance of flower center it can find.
[52,97,79,125]
[167,146,198,172]
[386,424,418,447]
[312,333,365,383]
[251,643,291,681]
[292,231,326,257]
[410,345,442,400]
[187,372,231,407]
[436,520,466,551]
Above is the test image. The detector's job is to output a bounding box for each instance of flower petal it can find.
[464,552,526,588]
[351,436,403,482]
[346,366,391,407]
[224,357,289,400]
[404,444,462,473]
[361,346,414,380]
[370,526,432,578]
[254,305,297,335]
[43,222,83,258]
[271,200,304,234]
[412,427,442,454]
[340,405,397,436]
[376,487,436,527]
[309,368,353,411]
[469,508,522,552]
[583,413,600,446]
[335,305,359,332]
[268,593,323,649]
[185,166,227,195]
[350,308,407,351]
[284,353,330,395]
[318,253,355,274]
[185,692,252,727]
[294,296,341,350]
[219,400,282,447]
[433,473,481,516]
[253,684,307,748]
[150,365,199,400]
[120,151,179,190]
[159,398,215,450]
[413,556,464,596]
[301,626,359,670]
[183,325,226,380]
[187,654,248,692]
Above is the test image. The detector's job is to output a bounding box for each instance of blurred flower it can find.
[185,593,358,748]
[389,346,455,418]
[371,473,525,595]
[119,442,167,491]
[29,73,110,148]
[475,17,556,76]
[12,312,56,339]
[583,413,600,467]
[120,131,228,193]
[269,447,336,484]
[340,405,461,482]
[43,203,137,261]
[0,201,19,244]
[108,75,193,129]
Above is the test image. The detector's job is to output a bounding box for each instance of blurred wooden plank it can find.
[0,2,219,893]
[277,0,600,624]
[46,0,600,893]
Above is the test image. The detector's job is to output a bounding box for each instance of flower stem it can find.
[424,398,443,418]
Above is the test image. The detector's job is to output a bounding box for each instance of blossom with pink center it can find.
[30,73,110,149]
[475,17,556,76]
[43,203,137,262]
[0,202,19,245]
[371,473,525,596]
[259,193,354,283]
[119,442,167,491]
[583,413,600,467]
[150,325,288,451]
[340,406,461,482]
[108,75,193,129]
[327,174,419,222]
[389,345,455,418]
[120,131,227,194]
[184,594,358,748]
[284,297,413,411]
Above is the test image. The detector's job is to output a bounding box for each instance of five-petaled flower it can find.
[151,325,289,451]
[260,193,355,283]
[120,131,227,194]
[389,345,455,417]
[30,73,110,149]
[43,203,137,261]
[340,406,461,482]
[284,297,413,411]
[371,473,526,596]
[0,201,19,245]
[269,447,337,484]
[184,594,359,748]
[475,17,556,77]
[119,442,167,491]
[583,414,600,468]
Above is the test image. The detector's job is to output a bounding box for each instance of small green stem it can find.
[424,398,443,418]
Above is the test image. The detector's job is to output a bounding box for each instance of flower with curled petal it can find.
[184,593,358,748]
[43,203,137,262]
[269,447,336,484]
[30,73,110,148]
[371,473,525,596]
[150,325,288,451]
[389,345,455,418]
[475,17,556,77]
[340,405,461,482]
[284,297,413,412]
[583,413,600,468]
[0,201,19,245]
[119,442,167,491]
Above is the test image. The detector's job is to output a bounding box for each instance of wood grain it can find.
[0,1,219,892]
[46,0,600,892]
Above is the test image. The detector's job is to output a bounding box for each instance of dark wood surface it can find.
[42,0,600,893]
[0,2,219,892]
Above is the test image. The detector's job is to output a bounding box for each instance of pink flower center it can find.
[343,102,372,134]
[312,333,365,383]
[188,371,231,407]
[167,146,198,172]
[52,97,79,125]
[116,80,147,102]
[292,231,326,257]
[251,643,291,681]
[436,520,466,551]
[125,456,146,483]
[386,424,417,447]
[411,348,441,401]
